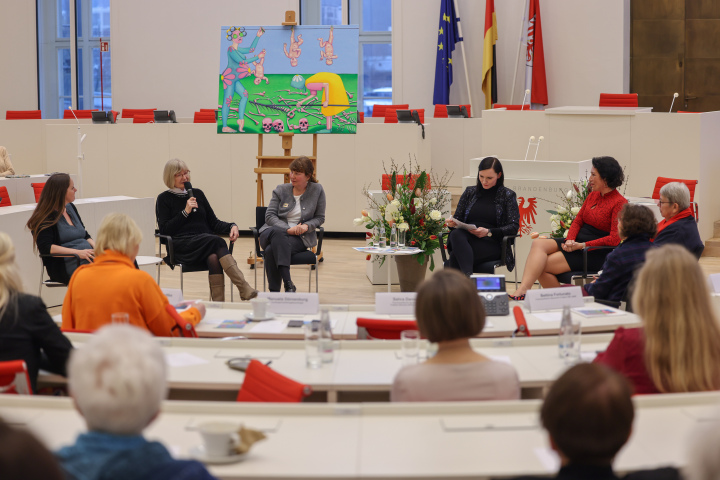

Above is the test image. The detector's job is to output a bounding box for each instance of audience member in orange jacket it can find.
[61,213,205,336]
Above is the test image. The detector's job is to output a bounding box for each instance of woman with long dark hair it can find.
[26,173,94,283]
[445,157,520,276]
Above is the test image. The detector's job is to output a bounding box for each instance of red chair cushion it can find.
[236,360,310,402]
[357,111,364,123]
[434,105,448,118]
[599,93,638,108]
[0,186,11,207]
[6,110,42,120]
[193,112,216,123]
[0,360,32,395]
[373,104,408,119]
[133,114,155,124]
[63,109,97,119]
[356,318,419,340]
[30,183,45,203]
[651,177,698,202]
[122,108,157,119]
[492,104,530,110]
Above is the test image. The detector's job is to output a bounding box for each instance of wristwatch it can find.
[487,230,492,237]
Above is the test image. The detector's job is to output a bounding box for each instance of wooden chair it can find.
[651,176,699,221]
[599,93,638,107]
[0,186,11,207]
[5,110,41,120]
[0,360,32,395]
[236,359,311,402]
[250,206,323,292]
[356,318,418,340]
[30,183,45,203]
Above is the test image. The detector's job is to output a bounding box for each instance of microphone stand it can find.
[521,89,530,111]
[524,135,544,161]
[68,107,86,197]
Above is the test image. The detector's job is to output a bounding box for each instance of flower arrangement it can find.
[545,177,590,238]
[355,158,452,270]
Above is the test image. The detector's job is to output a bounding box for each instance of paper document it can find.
[449,217,477,231]
[249,320,286,333]
[165,352,210,368]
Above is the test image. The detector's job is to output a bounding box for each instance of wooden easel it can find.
[254,132,318,206]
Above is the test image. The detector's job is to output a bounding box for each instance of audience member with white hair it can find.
[62,213,205,335]
[55,324,217,480]
[653,182,703,258]
[0,232,72,392]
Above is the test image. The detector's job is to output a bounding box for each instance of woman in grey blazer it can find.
[259,156,326,292]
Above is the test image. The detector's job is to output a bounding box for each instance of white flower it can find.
[563,229,569,238]
[413,198,423,208]
[567,190,574,200]
[571,206,581,215]
[429,197,437,205]
[550,214,560,222]
[557,206,568,214]
[353,217,364,226]
[551,221,559,231]
[429,210,442,221]
[397,222,410,231]
[391,199,401,207]
[385,203,399,222]
[567,220,572,226]
[362,215,372,223]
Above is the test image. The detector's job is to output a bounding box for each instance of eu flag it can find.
[433,0,461,105]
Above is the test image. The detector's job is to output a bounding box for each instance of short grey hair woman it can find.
[655,182,703,257]
[56,324,217,479]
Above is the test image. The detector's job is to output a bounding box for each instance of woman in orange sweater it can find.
[62,213,204,335]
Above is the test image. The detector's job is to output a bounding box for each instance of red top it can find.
[567,189,627,247]
[593,327,660,395]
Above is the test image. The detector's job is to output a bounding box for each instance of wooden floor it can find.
[47,237,720,316]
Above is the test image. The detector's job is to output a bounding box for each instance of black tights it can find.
[207,244,231,275]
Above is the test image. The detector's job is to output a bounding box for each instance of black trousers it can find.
[446,228,501,275]
[259,226,307,291]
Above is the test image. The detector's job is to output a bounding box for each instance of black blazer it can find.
[0,293,72,392]
[654,215,704,258]
[453,185,520,270]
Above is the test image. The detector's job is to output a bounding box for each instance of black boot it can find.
[284,280,297,293]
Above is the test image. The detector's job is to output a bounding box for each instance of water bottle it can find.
[558,305,572,359]
[390,223,398,248]
[319,307,334,363]
[378,228,387,248]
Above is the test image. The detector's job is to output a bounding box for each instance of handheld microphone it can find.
[669,92,679,113]
[521,89,530,110]
[183,182,197,213]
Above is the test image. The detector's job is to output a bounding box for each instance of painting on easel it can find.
[217,25,359,135]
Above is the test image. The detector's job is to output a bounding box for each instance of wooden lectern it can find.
[255,132,317,206]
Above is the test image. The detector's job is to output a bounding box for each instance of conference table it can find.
[1,391,714,479]
[40,332,616,401]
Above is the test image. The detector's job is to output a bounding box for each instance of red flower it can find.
[365,232,372,239]
[573,183,580,193]
[366,254,371,261]
[411,240,416,245]
[443,244,448,249]
[560,220,566,228]
[430,235,436,240]
[410,205,416,214]
[419,218,425,226]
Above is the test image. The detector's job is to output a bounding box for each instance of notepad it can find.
[165,352,209,367]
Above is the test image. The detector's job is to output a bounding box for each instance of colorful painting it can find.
[218,25,359,134]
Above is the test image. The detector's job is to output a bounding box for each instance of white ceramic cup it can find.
[250,298,269,319]
[197,422,238,457]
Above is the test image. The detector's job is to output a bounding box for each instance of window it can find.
[301,0,392,116]
[37,0,111,118]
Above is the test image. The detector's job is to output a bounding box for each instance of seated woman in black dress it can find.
[26,173,95,283]
[445,157,520,276]
[156,158,257,301]
[0,232,72,393]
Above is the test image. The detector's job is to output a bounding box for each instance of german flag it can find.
[482,0,498,109]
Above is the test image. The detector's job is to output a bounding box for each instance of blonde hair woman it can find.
[62,213,205,336]
[595,245,720,393]
[0,146,15,177]
[0,232,72,392]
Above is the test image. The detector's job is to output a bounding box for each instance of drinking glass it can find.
[400,330,420,365]
[398,230,406,247]
[305,323,322,369]
[564,321,582,365]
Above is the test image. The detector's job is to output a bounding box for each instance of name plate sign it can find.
[375,293,416,315]
[258,293,319,314]
[162,288,183,306]
[526,287,584,312]
[710,274,720,294]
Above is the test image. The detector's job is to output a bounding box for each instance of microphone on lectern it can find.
[521,89,530,110]
[669,92,679,113]
[183,182,197,213]
[68,105,80,124]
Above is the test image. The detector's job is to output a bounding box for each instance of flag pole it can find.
[511,0,529,104]
[453,0,473,111]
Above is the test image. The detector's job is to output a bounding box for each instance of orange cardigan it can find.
[61,250,201,336]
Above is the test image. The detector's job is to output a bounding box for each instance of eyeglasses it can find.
[657,201,673,205]
[174,170,190,177]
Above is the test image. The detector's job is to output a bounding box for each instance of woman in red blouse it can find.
[594,245,720,394]
[510,156,627,300]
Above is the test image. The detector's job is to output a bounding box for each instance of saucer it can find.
[244,312,276,322]
[188,444,247,465]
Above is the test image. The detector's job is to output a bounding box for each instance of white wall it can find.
[393,0,630,114]
[0,1,38,117]
[110,0,299,118]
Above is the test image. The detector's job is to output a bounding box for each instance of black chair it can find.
[555,245,617,286]
[440,231,520,288]
[155,201,235,300]
[38,253,80,296]
[250,206,323,292]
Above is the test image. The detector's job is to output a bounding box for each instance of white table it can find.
[0,173,79,205]
[2,391,716,479]
[354,246,424,292]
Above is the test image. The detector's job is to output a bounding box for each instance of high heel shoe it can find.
[508,293,526,301]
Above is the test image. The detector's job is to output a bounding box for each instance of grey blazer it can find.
[259,182,326,248]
